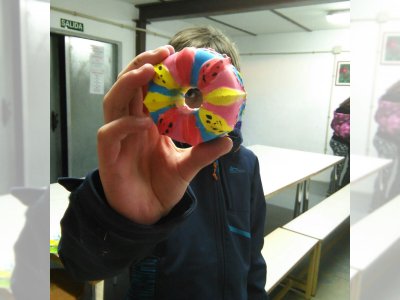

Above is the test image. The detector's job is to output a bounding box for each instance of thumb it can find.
[178,137,233,182]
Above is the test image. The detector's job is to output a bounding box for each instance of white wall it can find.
[48,2,400,159]
[146,34,169,51]
[352,17,400,156]
[235,30,350,153]
[20,0,50,187]
[0,0,17,192]
[49,7,352,166]
[145,28,350,182]
[148,29,351,155]
[146,29,350,156]
[0,0,50,190]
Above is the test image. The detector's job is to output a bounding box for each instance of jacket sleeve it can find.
[58,169,196,282]
[247,158,269,299]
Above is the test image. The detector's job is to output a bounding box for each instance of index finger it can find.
[118,45,175,78]
[103,64,154,123]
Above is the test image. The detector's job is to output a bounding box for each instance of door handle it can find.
[51,111,59,132]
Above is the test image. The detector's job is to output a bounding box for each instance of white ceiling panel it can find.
[351,0,400,20]
[210,10,305,36]
[276,2,350,31]
[127,0,351,38]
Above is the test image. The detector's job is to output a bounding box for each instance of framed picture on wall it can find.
[335,61,350,86]
[382,33,400,64]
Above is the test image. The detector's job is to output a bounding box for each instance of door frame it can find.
[50,28,122,72]
[50,29,121,178]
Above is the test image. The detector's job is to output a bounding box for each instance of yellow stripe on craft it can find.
[199,108,233,134]
[203,87,246,106]
[153,64,180,89]
[144,92,177,112]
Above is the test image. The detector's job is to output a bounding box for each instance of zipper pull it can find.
[212,161,219,181]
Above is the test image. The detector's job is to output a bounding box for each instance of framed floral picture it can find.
[382,33,400,64]
[336,61,350,86]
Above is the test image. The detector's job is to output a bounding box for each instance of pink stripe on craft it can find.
[201,66,243,95]
[202,100,244,127]
[162,54,180,84]
[163,48,195,87]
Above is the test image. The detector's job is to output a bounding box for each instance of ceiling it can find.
[119,0,350,37]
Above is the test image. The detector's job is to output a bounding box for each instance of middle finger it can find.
[118,45,175,78]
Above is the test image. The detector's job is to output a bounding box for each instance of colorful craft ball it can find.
[143,47,246,146]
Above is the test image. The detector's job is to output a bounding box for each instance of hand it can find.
[97,46,233,225]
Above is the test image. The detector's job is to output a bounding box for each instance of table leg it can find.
[332,164,338,192]
[311,242,322,296]
[91,284,96,300]
[302,179,310,213]
[306,243,320,299]
[94,281,104,300]
[293,182,304,218]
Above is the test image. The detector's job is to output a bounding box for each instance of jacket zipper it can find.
[213,160,226,300]
[212,161,219,180]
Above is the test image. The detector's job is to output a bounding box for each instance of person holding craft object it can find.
[328,97,350,194]
[58,26,268,300]
[372,80,400,207]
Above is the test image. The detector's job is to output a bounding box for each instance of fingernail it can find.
[153,46,166,53]
[223,136,233,148]
[134,63,152,72]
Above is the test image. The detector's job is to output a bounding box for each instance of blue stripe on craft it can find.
[149,106,172,124]
[232,66,244,87]
[228,225,251,239]
[194,112,218,142]
[148,82,179,97]
[190,49,223,86]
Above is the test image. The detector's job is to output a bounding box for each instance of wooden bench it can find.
[282,184,350,296]
[262,228,319,299]
[351,194,400,300]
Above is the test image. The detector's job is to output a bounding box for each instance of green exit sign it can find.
[60,18,84,32]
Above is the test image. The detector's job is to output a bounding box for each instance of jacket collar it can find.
[228,128,243,153]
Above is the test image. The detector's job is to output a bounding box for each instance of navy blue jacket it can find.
[58,135,268,300]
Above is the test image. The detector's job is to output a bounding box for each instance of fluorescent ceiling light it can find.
[326,10,350,25]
